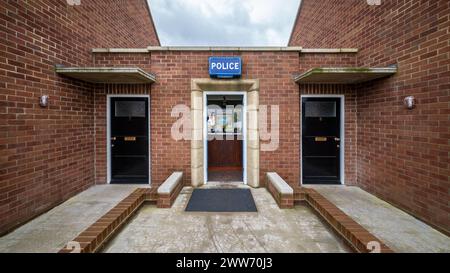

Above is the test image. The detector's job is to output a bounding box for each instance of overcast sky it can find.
[148,0,301,46]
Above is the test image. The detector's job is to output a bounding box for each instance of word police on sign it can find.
[67,0,81,5]
[367,0,381,5]
[209,57,242,78]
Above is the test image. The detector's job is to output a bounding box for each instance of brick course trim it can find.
[59,188,155,253]
[294,188,394,253]
[264,176,393,252]
[92,47,358,53]
[59,181,186,253]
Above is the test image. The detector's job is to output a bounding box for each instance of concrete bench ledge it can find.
[157,172,184,208]
[266,172,294,209]
[267,173,294,195]
[157,172,183,194]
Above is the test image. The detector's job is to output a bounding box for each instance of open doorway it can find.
[205,94,245,183]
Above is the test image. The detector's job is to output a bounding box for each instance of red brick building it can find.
[290,0,450,233]
[1,0,448,236]
[0,0,159,234]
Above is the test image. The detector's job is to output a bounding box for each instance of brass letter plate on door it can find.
[315,137,327,142]
[124,136,137,141]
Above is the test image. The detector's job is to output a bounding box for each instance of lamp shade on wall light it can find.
[39,95,49,107]
[404,96,415,110]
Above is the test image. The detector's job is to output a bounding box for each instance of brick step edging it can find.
[59,188,157,253]
[295,188,394,253]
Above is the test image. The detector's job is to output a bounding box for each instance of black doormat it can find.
[185,189,257,212]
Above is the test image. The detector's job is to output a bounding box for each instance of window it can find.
[115,101,146,117]
[305,101,336,117]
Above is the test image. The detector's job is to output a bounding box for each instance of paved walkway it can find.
[0,185,143,253]
[0,183,448,253]
[103,185,349,253]
[307,185,450,253]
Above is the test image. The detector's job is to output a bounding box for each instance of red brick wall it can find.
[290,0,450,232]
[0,0,159,234]
[92,51,359,191]
[299,53,357,72]
[92,51,302,188]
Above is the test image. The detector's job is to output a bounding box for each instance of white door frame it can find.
[203,91,247,185]
[106,94,151,185]
[300,94,345,185]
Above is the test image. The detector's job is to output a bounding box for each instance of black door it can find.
[302,97,341,184]
[110,97,149,184]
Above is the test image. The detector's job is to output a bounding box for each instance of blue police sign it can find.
[209,57,242,78]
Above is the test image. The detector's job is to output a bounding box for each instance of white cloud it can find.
[148,0,301,46]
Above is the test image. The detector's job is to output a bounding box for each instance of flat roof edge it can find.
[55,67,156,83]
[301,48,358,53]
[92,47,358,53]
[294,67,398,84]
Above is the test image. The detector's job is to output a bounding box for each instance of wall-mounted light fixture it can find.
[404,96,415,110]
[39,95,49,108]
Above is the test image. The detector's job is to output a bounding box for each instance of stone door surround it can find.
[191,79,260,188]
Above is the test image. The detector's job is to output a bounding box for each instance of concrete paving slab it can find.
[4,182,445,253]
[0,185,143,253]
[307,185,450,253]
[103,186,350,253]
